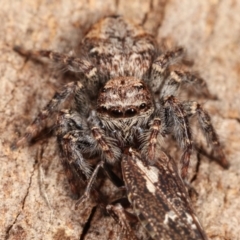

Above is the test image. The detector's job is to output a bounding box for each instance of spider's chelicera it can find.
[15,16,227,205]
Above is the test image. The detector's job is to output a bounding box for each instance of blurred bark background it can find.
[1,0,240,239]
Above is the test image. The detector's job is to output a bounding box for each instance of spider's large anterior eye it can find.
[110,109,123,118]
[101,87,106,92]
[136,85,144,91]
[101,106,108,113]
[125,108,137,117]
[139,103,146,109]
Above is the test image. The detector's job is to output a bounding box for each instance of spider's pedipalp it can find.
[140,116,164,163]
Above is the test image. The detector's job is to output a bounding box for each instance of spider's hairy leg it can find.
[75,111,121,206]
[154,47,184,72]
[56,109,97,197]
[150,47,184,92]
[164,96,193,179]
[160,70,216,99]
[14,46,97,78]
[75,160,104,208]
[183,101,229,168]
[57,109,121,204]
[13,82,84,148]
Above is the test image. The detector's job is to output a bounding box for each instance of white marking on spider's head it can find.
[170,71,182,82]
[86,67,97,78]
[190,101,198,114]
[163,210,178,225]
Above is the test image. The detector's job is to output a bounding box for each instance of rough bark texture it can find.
[1,0,240,239]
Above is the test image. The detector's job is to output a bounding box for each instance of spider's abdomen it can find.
[82,16,156,78]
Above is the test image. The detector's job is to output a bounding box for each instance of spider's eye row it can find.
[136,85,144,90]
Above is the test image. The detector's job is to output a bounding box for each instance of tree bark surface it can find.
[1,0,240,239]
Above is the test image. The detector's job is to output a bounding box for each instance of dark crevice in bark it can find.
[79,206,97,240]
[4,161,37,239]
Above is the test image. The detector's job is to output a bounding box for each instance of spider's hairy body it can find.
[14,15,228,239]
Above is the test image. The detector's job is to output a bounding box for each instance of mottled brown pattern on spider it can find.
[13,15,228,239]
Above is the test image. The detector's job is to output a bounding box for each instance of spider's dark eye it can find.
[101,106,108,113]
[110,109,123,118]
[102,87,106,92]
[136,85,144,91]
[139,103,146,109]
[125,108,137,117]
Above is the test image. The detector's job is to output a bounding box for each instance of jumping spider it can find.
[14,15,227,237]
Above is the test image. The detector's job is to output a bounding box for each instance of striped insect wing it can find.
[121,149,208,240]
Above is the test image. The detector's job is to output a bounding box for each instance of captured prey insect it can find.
[114,147,208,240]
[13,15,228,239]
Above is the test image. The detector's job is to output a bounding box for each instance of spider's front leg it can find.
[57,109,121,206]
[57,109,97,198]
